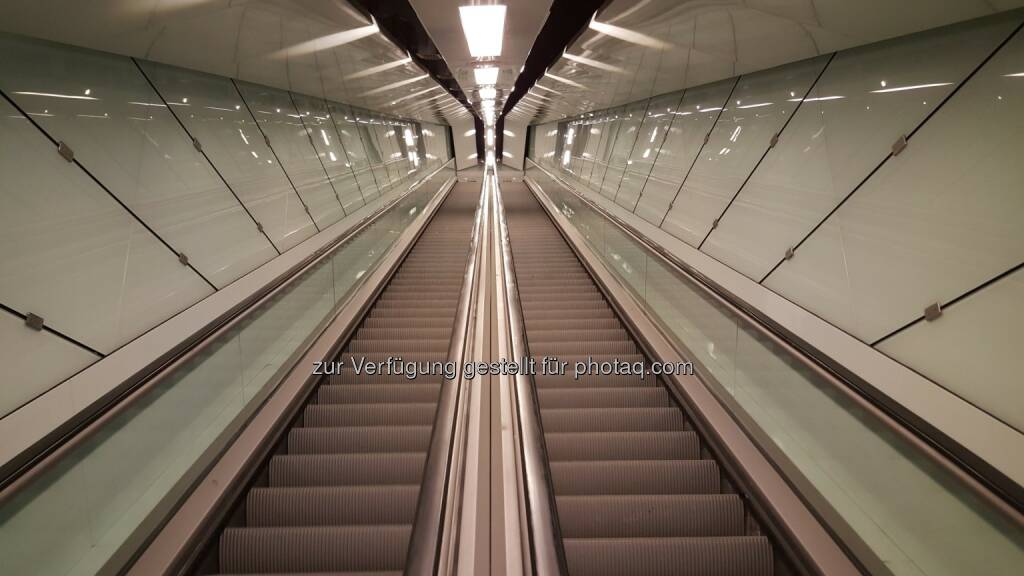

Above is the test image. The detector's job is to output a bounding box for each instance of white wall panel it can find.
[633,79,735,226]
[0,96,214,355]
[661,55,830,247]
[331,102,382,200]
[291,93,366,214]
[235,81,346,230]
[0,34,278,288]
[614,92,684,211]
[501,118,527,171]
[765,28,1024,342]
[704,16,1022,281]
[878,268,1024,432]
[598,100,649,198]
[0,309,98,418]
[139,61,317,253]
[452,115,479,171]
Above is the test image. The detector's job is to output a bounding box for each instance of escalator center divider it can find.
[501,181,778,576]
[207,182,482,576]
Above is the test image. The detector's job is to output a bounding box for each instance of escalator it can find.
[211,181,480,575]
[502,182,776,576]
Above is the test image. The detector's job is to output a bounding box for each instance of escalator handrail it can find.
[493,174,569,576]
[405,173,490,575]
[523,157,1023,520]
[0,159,456,499]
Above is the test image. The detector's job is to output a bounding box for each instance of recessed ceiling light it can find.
[474,66,499,85]
[459,5,506,57]
[479,86,497,100]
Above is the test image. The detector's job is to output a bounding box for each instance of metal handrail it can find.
[405,171,490,575]
[492,174,568,576]
[0,158,455,499]
[523,157,1023,519]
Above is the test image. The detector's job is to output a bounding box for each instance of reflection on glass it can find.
[234,81,345,229]
[660,55,830,247]
[599,100,650,199]
[139,60,318,253]
[291,93,365,214]
[703,16,1021,281]
[614,92,684,211]
[0,33,277,288]
[330,102,381,200]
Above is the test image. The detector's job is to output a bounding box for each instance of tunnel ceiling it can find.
[0,0,470,125]
[505,0,1024,125]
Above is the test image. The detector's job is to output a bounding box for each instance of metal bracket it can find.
[784,246,795,261]
[703,133,710,145]
[256,222,264,233]
[57,141,74,162]
[924,302,943,321]
[178,252,189,266]
[192,137,203,152]
[711,217,719,230]
[303,204,311,214]
[892,135,908,156]
[264,134,271,148]
[769,133,779,148]
[25,313,44,331]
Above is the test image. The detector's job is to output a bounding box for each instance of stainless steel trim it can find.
[406,175,490,576]
[493,176,568,576]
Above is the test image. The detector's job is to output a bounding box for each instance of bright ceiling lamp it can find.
[459,5,506,57]
[474,66,499,85]
[479,86,497,100]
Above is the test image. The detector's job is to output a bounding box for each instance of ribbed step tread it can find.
[541,407,687,433]
[219,525,410,574]
[562,536,773,576]
[550,460,720,495]
[304,403,437,427]
[556,494,745,538]
[247,485,420,526]
[538,387,673,409]
[317,384,442,405]
[288,426,432,454]
[545,431,699,461]
[269,453,426,487]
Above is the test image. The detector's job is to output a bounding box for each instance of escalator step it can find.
[541,407,687,433]
[556,494,745,538]
[562,536,773,576]
[219,525,410,574]
[550,460,720,495]
[246,485,420,526]
[288,426,432,454]
[304,403,438,427]
[268,453,425,487]
[545,431,699,461]
[538,387,674,408]
[317,384,442,405]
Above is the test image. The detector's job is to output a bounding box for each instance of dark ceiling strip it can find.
[347,0,477,122]
[500,0,610,121]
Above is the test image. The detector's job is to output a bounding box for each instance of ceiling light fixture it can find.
[479,86,497,100]
[474,66,500,85]
[459,5,506,57]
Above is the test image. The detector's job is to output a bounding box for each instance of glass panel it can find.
[533,168,1024,576]
[0,33,277,288]
[878,268,1024,432]
[0,162,455,576]
[290,93,365,214]
[353,107,393,191]
[0,95,214,355]
[599,100,650,199]
[0,309,99,418]
[234,81,345,229]
[703,16,1021,281]
[330,102,381,200]
[138,60,318,253]
[587,108,624,194]
[764,29,1024,343]
[632,79,735,226]
[614,92,685,211]
[661,55,830,247]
